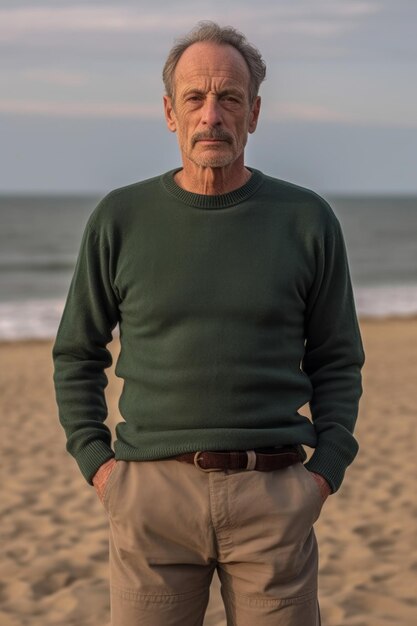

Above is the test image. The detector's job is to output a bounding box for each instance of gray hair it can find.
[162,21,266,104]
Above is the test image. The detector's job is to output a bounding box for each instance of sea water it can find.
[0,192,416,340]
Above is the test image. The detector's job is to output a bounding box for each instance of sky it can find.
[0,0,416,194]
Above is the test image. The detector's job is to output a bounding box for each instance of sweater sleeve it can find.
[52,209,120,484]
[302,210,365,493]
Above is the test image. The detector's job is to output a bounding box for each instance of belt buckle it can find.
[193,450,258,472]
[193,451,223,472]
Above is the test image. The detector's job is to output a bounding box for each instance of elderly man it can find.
[53,21,364,626]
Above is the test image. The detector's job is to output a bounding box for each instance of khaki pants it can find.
[102,458,324,626]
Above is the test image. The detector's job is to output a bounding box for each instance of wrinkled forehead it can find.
[173,42,251,93]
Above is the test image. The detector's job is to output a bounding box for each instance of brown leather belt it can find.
[174,446,302,472]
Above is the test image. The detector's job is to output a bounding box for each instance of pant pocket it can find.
[102,460,125,514]
[297,463,324,522]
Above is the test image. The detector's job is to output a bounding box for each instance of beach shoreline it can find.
[1,317,417,625]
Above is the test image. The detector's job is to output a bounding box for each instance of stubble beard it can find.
[188,128,245,169]
[191,152,236,168]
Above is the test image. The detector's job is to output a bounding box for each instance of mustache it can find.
[192,129,233,145]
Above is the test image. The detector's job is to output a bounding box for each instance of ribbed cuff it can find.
[75,439,115,485]
[304,440,358,493]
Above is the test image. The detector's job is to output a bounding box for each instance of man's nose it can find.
[201,97,222,126]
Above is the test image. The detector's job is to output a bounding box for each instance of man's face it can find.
[164,42,260,170]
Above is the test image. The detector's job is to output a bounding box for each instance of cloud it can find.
[22,69,88,87]
[261,101,417,129]
[0,2,380,41]
[234,2,380,37]
[0,7,188,40]
[0,98,162,118]
[2,96,415,129]
[0,97,340,122]
[264,102,350,123]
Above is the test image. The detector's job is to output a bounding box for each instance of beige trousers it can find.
[102,458,324,626]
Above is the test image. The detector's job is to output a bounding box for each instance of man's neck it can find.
[174,161,252,195]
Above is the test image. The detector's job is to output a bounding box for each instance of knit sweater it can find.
[52,168,365,492]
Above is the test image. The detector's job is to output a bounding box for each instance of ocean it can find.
[0,192,416,341]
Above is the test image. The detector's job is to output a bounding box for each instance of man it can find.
[53,21,364,626]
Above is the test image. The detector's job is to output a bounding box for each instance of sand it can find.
[1,318,416,626]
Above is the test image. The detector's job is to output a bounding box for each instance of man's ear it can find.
[163,96,177,132]
[248,96,261,134]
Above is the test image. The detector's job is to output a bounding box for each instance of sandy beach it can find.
[1,318,416,626]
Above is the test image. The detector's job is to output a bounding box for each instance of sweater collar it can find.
[161,167,264,209]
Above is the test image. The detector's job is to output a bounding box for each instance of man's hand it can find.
[310,471,332,503]
[92,458,117,503]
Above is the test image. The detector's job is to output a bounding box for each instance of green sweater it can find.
[52,168,364,492]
